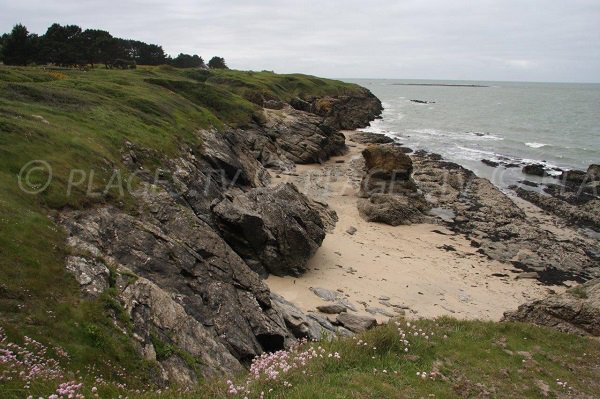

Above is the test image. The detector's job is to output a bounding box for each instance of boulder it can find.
[360,145,417,196]
[522,164,548,177]
[588,164,600,181]
[212,183,332,277]
[310,287,339,302]
[358,193,429,226]
[350,132,395,144]
[503,280,600,336]
[271,293,322,341]
[317,303,348,314]
[336,313,377,333]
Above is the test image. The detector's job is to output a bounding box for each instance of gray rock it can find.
[59,186,290,375]
[317,303,348,314]
[120,276,243,383]
[212,183,333,277]
[365,306,396,318]
[271,293,322,341]
[310,287,339,302]
[503,280,600,336]
[346,226,357,235]
[65,256,110,297]
[336,313,377,333]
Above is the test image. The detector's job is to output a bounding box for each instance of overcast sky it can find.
[1,0,599,82]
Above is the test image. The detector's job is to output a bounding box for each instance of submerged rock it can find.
[503,280,600,336]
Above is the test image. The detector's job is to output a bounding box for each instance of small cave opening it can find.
[256,333,285,353]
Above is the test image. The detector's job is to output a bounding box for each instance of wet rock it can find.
[518,180,539,188]
[522,164,548,177]
[481,159,499,167]
[212,183,333,277]
[336,313,377,333]
[503,280,600,336]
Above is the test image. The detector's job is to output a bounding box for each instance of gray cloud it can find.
[1,0,599,82]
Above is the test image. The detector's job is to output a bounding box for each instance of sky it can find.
[1,0,599,82]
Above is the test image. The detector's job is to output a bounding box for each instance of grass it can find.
[0,64,368,394]
[2,318,599,398]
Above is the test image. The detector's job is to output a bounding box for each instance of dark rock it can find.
[212,183,333,277]
[410,99,435,104]
[336,313,377,333]
[350,132,394,144]
[561,169,587,184]
[309,92,383,130]
[518,180,539,188]
[59,187,287,379]
[411,151,600,283]
[522,164,548,177]
[481,159,500,167]
[588,164,600,181]
[503,280,600,336]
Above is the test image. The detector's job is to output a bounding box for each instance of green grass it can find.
[0,65,368,393]
[3,318,599,398]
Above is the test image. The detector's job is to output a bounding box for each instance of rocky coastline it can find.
[58,85,599,384]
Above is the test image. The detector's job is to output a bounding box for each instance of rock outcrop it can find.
[358,144,429,226]
[59,90,382,383]
[411,152,600,283]
[303,91,383,131]
[211,183,334,277]
[503,280,600,336]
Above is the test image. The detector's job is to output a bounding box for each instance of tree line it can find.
[0,23,228,69]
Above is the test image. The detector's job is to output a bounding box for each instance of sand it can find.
[266,132,557,322]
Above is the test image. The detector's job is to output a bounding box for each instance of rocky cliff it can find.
[58,90,381,383]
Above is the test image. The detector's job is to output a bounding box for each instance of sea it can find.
[345,79,600,189]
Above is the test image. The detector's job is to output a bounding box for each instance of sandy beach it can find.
[267,131,557,322]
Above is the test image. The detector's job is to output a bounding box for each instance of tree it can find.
[80,29,112,67]
[1,24,35,65]
[171,53,205,68]
[40,23,83,65]
[207,56,228,69]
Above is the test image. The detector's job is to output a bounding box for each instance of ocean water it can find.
[345,79,600,188]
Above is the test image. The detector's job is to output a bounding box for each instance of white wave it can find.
[525,142,547,148]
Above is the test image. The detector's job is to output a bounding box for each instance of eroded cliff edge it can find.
[58,92,382,384]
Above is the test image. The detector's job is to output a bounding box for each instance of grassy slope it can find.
[0,65,364,396]
[2,66,599,399]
